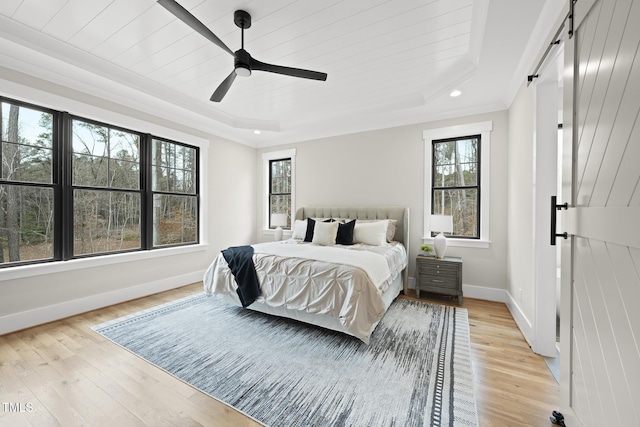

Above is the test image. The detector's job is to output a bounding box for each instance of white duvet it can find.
[203,240,407,343]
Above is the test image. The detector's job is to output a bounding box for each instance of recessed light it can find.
[450,90,462,97]
[254,130,261,135]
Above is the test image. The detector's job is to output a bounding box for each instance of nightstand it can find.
[415,255,463,305]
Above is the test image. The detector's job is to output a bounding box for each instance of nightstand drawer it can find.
[417,275,459,290]
[418,262,459,277]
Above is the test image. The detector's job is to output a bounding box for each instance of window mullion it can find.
[141,134,152,250]
[52,111,63,261]
[60,112,74,260]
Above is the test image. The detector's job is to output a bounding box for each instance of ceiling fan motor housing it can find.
[234,49,252,76]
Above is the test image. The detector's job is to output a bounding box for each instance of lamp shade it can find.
[271,213,288,242]
[271,213,288,227]
[430,215,453,233]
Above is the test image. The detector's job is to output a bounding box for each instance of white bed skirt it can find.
[221,272,404,341]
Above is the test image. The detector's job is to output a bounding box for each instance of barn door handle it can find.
[551,195,568,246]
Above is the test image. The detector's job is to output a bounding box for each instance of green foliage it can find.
[19,223,47,245]
[420,244,433,253]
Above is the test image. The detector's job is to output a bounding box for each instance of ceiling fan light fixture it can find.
[235,65,251,77]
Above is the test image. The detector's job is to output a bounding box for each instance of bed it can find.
[203,206,409,343]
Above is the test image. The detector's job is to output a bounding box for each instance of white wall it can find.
[256,110,510,297]
[0,71,257,334]
[507,82,536,336]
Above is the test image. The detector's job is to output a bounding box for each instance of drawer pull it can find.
[432,279,443,283]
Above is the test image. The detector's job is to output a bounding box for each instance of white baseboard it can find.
[0,271,204,336]
[461,284,507,302]
[408,277,507,303]
[504,290,534,347]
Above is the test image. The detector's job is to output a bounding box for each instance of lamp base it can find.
[274,226,283,241]
[434,232,447,259]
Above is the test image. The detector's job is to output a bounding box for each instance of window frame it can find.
[268,157,292,229]
[68,114,145,258]
[149,136,200,249]
[431,134,481,239]
[423,121,492,248]
[262,149,296,234]
[0,98,61,266]
[0,95,203,269]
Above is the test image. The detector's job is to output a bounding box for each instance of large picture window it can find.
[432,135,480,238]
[0,96,199,268]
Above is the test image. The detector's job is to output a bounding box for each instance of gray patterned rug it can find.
[92,294,478,427]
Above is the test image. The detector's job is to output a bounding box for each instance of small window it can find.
[423,121,491,247]
[432,135,480,238]
[263,149,296,231]
[269,158,292,229]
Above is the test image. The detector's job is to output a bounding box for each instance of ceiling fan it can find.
[157,0,328,102]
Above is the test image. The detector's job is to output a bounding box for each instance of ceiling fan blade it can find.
[210,71,237,102]
[157,0,234,56]
[251,58,327,81]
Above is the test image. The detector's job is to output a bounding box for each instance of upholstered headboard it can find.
[295,205,410,291]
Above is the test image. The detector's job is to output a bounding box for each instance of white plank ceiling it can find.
[0,0,557,147]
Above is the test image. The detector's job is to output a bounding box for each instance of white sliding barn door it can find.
[559,0,640,425]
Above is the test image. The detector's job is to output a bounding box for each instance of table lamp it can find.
[431,214,453,259]
[271,213,288,241]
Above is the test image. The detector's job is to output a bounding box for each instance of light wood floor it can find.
[0,283,559,426]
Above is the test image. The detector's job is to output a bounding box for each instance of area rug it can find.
[92,294,478,427]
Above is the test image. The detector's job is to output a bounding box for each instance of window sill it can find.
[262,229,292,236]
[0,244,209,282]
[422,237,491,249]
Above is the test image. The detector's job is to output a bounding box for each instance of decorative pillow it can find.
[353,220,388,246]
[304,218,334,242]
[327,218,348,224]
[312,217,342,223]
[385,219,398,242]
[291,220,308,240]
[304,218,316,242]
[312,221,339,246]
[355,219,398,242]
[336,219,356,245]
